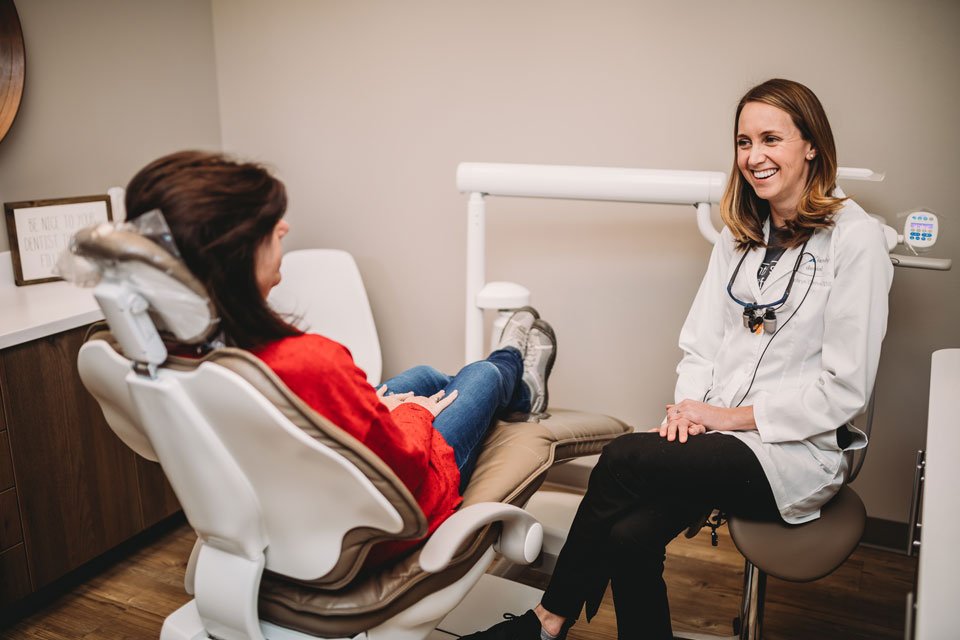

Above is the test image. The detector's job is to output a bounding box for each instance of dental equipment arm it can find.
[457,163,726,361]
[457,162,951,362]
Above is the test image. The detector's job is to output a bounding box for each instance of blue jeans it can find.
[381,348,530,491]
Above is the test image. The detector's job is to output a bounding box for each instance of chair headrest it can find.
[66,223,219,347]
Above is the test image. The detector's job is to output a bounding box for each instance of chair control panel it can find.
[903,211,938,251]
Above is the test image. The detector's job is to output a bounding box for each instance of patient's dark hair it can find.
[125,150,301,350]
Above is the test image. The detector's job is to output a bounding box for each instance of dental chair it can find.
[70,228,631,640]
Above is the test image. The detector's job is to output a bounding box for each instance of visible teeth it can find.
[753,168,778,179]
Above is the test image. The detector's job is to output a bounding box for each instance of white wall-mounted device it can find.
[903,210,939,251]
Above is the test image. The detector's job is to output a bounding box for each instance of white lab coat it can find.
[675,198,893,523]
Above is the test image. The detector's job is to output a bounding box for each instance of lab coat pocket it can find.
[802,438,842,473]
[809,425,868,452]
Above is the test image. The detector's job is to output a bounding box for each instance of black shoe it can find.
[459,609,545,639]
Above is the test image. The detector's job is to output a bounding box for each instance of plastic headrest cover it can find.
[72,225,219,345]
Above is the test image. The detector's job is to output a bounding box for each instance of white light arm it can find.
[419,502,543,572]
[458,162,951,364]
[457,162,726,205]
[695,202,720,245]
[458,162,728,362]
[838,167,885,182]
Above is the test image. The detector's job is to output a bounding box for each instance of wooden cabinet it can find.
[0,367,31,606]
[0,324,179,607]
[0,429,14,489]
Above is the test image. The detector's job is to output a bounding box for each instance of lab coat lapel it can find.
[760,243,803,299]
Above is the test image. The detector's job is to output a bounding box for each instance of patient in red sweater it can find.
[123,150,558,566]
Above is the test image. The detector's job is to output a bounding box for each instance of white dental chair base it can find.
[164,549,502,640]
[162,554,545,640]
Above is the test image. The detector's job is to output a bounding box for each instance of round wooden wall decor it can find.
[0,0,26,143]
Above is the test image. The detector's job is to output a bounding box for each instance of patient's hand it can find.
[376,385,413,411]
[404,389,459,417]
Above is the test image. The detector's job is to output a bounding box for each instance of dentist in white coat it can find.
[465,78,893,640]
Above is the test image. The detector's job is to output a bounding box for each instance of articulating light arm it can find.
[457,162,951,363]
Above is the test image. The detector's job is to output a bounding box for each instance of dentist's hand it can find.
[404,389,459,417]
[665,400,756,432]
[376,385,413,411]
[652,415,706,443]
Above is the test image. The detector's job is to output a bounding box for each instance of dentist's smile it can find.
[752,168,779,180]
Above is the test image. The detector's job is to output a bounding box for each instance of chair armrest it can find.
[419,502,543,572]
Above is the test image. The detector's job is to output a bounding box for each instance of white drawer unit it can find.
[910,349,960,639]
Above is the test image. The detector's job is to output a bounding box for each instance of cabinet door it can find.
[0,326,143,589]
[0,544,31,605]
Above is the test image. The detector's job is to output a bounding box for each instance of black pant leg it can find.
[541,432,781,639]
[606,502,697,639]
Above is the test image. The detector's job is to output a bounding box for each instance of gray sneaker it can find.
[492,306,539,354]
[522,319,557,415]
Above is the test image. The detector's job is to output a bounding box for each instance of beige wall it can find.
[3,1,953,525]
[0,0,221,240]
[212,0,960,524]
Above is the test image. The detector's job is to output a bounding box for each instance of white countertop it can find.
[0,251,103,350]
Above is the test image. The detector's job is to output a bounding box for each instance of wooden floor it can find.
[1,522,915,639]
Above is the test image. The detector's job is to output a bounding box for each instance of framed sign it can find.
[3,195,113,285]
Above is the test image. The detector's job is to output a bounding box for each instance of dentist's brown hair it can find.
[721,78,845,250]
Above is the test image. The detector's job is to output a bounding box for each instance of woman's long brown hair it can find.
[125,150,302,349]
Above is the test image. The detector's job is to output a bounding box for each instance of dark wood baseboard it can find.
[863,516,909,553]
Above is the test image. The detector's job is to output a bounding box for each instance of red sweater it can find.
[252,333,462,566]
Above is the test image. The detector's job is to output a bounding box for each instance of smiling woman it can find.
[463,78,894,640]
[721,78,845,250]
[0,0,25,144]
